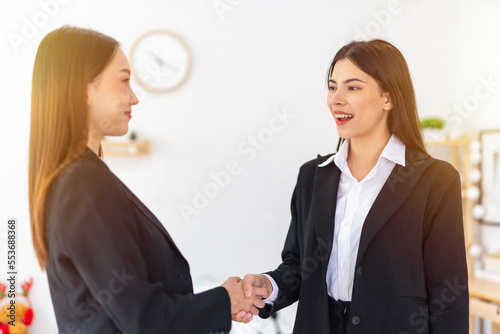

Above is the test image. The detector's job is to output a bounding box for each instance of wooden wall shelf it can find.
[101,140,151,156]
[470,277,500,333]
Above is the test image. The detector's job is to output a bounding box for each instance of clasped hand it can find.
[221,274,273,323]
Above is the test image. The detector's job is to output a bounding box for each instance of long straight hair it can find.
[328,39,427,155]
[29,26,118,269]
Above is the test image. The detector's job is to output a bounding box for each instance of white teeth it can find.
[335,114,354,119]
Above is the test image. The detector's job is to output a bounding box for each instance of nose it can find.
[329,89,347,107]
[130,88,139,106]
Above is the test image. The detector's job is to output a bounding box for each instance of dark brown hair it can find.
[29,26,119,269]
[327,39,427,154]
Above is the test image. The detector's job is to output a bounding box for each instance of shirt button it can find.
[352,316,361,325]
[356,267,363,276]
[342,262,347,269]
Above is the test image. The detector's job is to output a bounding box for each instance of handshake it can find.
[221,274,273,323]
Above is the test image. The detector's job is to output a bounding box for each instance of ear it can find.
[382,92,393,111]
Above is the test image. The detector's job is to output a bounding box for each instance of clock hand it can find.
[147,50,180,74]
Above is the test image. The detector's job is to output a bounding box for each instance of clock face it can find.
[130,30,191,93]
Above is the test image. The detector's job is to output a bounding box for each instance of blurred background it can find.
[1,0,499,333]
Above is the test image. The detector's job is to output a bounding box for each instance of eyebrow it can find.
[119,69,131,75]
[329,78,365,85]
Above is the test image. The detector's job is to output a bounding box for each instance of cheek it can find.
[99,90,126,115]
[87,97,105,125]
[88,93,123,126]
[353,94,385,116]
[111,86,130,108]
[89,86,111,111]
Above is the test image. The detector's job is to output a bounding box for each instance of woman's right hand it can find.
[221,276,268,323]
[231,274,273,323]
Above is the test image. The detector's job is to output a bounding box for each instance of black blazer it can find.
[261,148,469,333]
[45,148,231,334]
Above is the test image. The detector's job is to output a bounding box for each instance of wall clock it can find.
[130,30,191,93]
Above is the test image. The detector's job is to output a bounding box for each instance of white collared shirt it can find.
[264,134,406,303]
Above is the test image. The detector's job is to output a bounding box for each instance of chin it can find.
[336,129,353,140]
[118,125,129,136]
[109,128,128,137]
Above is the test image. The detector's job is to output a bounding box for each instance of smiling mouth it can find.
[334,114,354,120]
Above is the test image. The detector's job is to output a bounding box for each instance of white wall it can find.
[0,0,499,333]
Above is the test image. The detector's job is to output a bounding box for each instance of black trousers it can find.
[328,296,351,334]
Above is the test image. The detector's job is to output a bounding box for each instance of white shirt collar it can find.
[318,134,406,168]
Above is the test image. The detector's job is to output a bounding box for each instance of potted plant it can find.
[129,131,138,141]
[128,131,138,154]
[420,117,446,141]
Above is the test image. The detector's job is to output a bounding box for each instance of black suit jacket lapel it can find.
[122,185,184,256]
[312,155,341,277]
[355,149,433,267]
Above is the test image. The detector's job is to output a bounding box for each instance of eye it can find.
[348,86,360,90]
[328,86,337,91]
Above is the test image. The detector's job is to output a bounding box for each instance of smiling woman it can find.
[28,26,267,333]
[328,59,393,144]
[326,39,427,156]
[239,39,469,334]
[86,48,139,153]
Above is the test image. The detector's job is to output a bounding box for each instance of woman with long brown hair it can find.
[29,26,266,333]
[239,40,469,333]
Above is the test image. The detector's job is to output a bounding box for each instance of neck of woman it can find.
[87,130,103,156]
[347,130,392,182]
